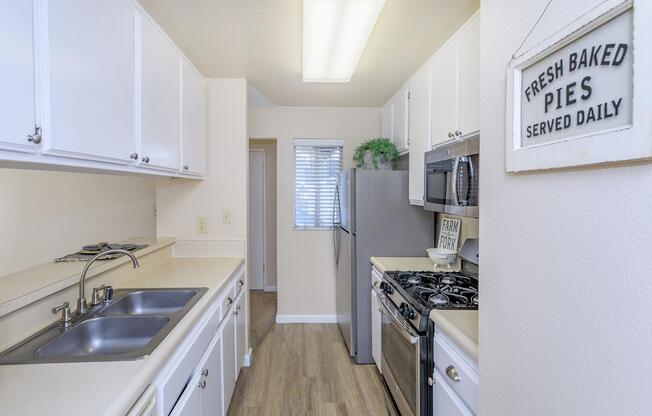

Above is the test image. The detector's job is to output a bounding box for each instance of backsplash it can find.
[0,168,156,276]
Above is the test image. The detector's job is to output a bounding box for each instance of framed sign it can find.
[438,218,461,251]
[506,0,652,172]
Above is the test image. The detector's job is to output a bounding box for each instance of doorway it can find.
[249,149,266,290]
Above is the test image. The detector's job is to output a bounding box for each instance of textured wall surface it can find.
[480,1,652,415]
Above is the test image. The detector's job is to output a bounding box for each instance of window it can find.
[294,139,344,229]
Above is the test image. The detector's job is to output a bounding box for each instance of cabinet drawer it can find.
[434,331,478,414]
[433,371,474,416]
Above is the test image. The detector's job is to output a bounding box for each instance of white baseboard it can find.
[264,285,277,292]
[275,314,338,324]
[243,347,253,367]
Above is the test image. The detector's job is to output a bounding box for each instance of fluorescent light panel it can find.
[303,0,386,83]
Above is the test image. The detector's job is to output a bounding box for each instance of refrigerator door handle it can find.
[332,179,341,266]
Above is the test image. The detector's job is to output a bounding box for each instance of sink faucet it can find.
[77,249,140,315]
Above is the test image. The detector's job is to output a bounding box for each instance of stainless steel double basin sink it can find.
[0,288,207,364]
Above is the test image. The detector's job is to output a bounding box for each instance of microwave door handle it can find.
[450,158,460,206]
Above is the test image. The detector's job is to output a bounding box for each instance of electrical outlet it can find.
[222,210,232,224]
[196,217,208,234]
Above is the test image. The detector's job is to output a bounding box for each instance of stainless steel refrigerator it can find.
[332,168,434,364]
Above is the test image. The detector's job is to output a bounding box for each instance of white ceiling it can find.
[137,0,479,107]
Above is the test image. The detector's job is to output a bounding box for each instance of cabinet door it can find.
[458,15,480,137]
[40,0,136,164]
[382,102,393,139]
[169,374,202,416]
[407,65,430,205]
[370,290,382,372]
[433,372,474,416]
[138,14,181,171]
[430,41,459,147]
[391,90,409,153]
[201,332,224,416]
[181,58,205,176]
[222,311,237,412]
[0,0,37,153]
[235,294,247,374]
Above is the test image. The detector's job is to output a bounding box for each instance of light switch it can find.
[196,217,208,234]
[222,210,232,224]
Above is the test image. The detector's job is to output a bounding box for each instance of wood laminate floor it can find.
[228,323,387,416]
[249,291,277,349]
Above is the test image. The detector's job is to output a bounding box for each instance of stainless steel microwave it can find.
[424,136,479,218]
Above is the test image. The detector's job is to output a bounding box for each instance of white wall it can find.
[250,106,381,318]
[480,1,652,415]
[0,169,156,276]
[156,79,248,256]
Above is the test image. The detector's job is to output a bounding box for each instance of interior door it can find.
[248,150,265,291]
[41,0,136,163]
[138,13,181,171]
[336,227,355,356]
[0,0,37,153]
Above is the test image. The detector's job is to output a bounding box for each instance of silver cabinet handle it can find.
[445,365,460,382]
[238,280,244,287]
[447,131,454,138]
[455,130,462,136]
[183,164,189,170]
[201,369,208,376]
[27,126,42,144]
[130,152,139,160]
[226,297,233,305]
[198,380,206,389]
[428,376,434,386]
[142,156,150,163]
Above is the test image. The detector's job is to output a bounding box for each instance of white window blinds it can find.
[294,139,343,229]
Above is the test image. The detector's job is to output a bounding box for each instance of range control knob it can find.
[380,281,393,295]
[400,303,416,320]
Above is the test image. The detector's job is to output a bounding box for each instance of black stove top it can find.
[383,270,479,312]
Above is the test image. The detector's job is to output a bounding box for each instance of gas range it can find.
[380,270,479,334]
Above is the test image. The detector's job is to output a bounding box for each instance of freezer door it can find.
[338,169,355,234]
[336,227,355,356]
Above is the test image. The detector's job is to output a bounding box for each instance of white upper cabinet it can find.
[0,0,37,153]
[181,58,206,176]
[430,12,480,148]
[137,13,181,172]
[458,15,480,137]
[391,88,409,153]
[40,0,137,164]
[430,40,460,147]
[407,64,431,205]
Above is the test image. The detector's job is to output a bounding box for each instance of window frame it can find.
[293,138,344,231]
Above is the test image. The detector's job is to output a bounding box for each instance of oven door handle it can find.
[379,298,419,344]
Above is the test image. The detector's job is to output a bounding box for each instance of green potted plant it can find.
[353,137,399,170]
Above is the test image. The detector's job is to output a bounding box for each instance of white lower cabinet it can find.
[153,268,246,416]
[433,372,473,416]
[235,293,246,373]
[370,267,383,372]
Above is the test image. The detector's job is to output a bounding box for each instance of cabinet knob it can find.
[447,132,454,138]
[52,302,72,326]
[445,365,460,382]
[142,156,150,163]
[238,280,244,287]
[183,164,189,171]
[226,297,233,305]
[455,130,462,136]
[201,368,209,377]
[27,127,42,144]
[130,153,139,160]
[198,380,206,389]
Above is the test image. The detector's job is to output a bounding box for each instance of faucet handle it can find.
[91,285,114,306]
[102,285,114,303]
[52,302,72,326]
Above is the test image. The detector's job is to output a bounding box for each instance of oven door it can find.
[380,297,420,416]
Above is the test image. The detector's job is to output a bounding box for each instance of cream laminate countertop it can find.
[370,256,479,364]
[0,256,244,416]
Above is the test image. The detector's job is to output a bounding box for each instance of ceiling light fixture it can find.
[302,0,386,83]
